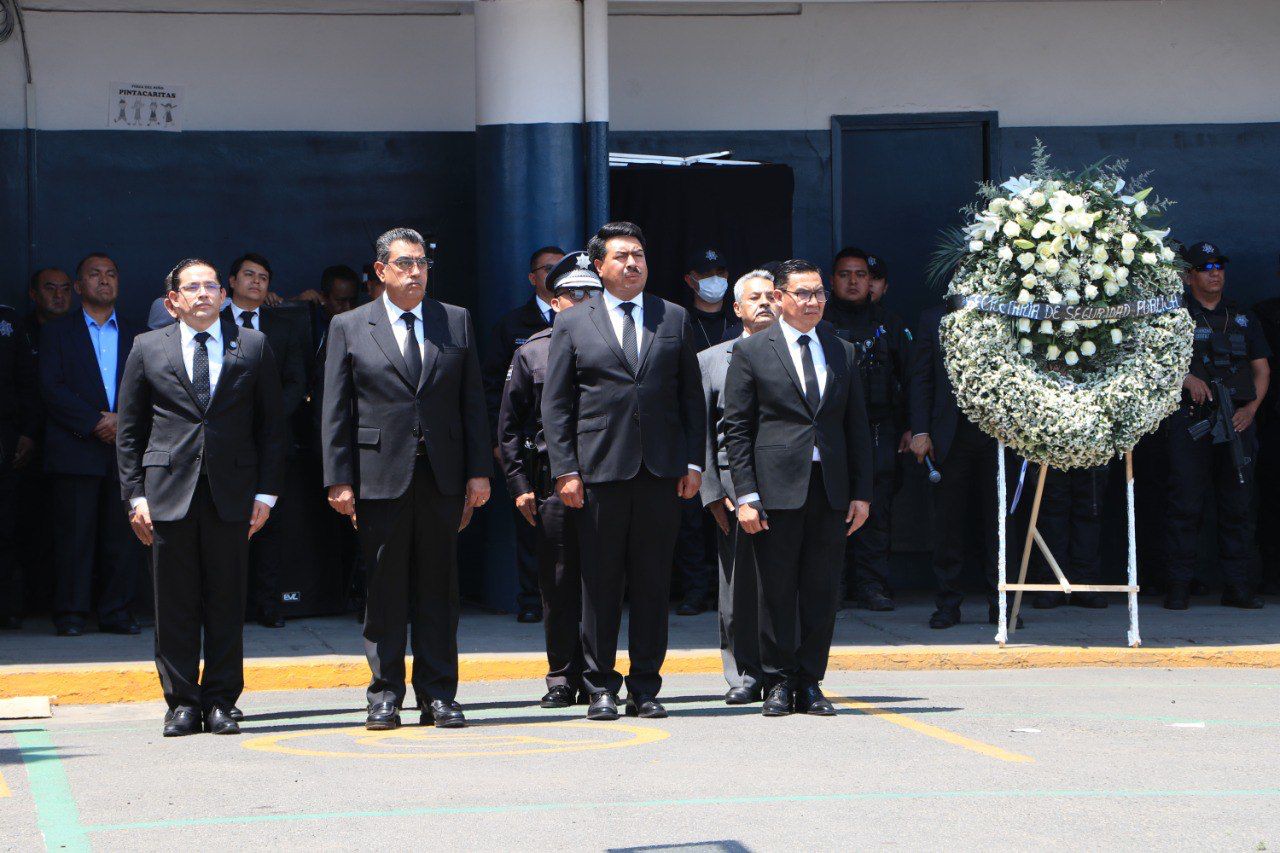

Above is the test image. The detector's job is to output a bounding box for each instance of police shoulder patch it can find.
[0,319,13,337]
[1236,314,1249,328]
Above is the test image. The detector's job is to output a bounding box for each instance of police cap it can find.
[1183,241,1230,268]
[548,251,603,294]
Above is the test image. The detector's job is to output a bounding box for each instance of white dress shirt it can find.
[535,296,554,327]
[383,292,425,359]
[231,302,262,331]
[130,318,277,512]
[738,319,827,506]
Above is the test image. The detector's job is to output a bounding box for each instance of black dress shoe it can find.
[163,707,202,737]
[228,706,245,722]
[586,691,619,720]
[99,612,141,635]
[516,607,542,624]
[540,685,575,708]
[1222,588,1265,609]
[724,685,763,705]
[1071,592,1109,609]
[675,600,704,616]
[624,694,667,718]
[796,684,836,716]
[365,701,401,730]
[988,603,1024,628]
[258,612,286,628]
[56,620,84,637]
[856,591,895,612]
[205,706,241,735]
[1164,585,1190,610]
[0,615,21,630]
[762,684,793,717]
[423,699,466,728]
[928,607,960,629]
[1032,592,1066,609]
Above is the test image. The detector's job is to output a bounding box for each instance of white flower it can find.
[1039,320,1055,334]
[1046,344,1061,361]
[1120,249,1135,265]
[1141,251,1158,265]
[1104,282,1120,297]
[1061,320,1079,335]
[1120,232,1139,250]
[1008,198,1027,214]
[1142,229,1168,247]
[1046,290,1063,305]
[1062,269,1081,287]
[1029,191,1046,208]
[1092,245,1108,262]
[1084,284,1099,299]
[1063,286,1079,303]
[1021,273,1038,290]
[1030,220,1051,239]
[1074,235,1090,253]
[1017,252,1036,270]
[998,245,1014,262]
[1064,210,1094,232]
[1064,350,1080,366]
[1089,263,1107,280]
[1044,258,1061,276]
[1133,200,1148,218]
[1018,337,1033,355]
[1114,266,1129,280]
[1017,289,1033,303]
[1081,319,1100,329]
[1081,340,1097,356]
[1095,229,1113,243]
[1160,246,1175,262]
[988,197,1009,214]
[1017,318,1032,333]
[969,240,985,252]
[1003,220,1021,238]
[1111,328,1124,344]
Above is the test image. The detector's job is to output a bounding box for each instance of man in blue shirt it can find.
[39,253,140,636]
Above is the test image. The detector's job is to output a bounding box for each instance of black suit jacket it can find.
[221,305,308,424]
[321,296,490,500]
[39,312,136,477]
[542,292,704,485]
[722,322,872,511]
[908,304,961,465]
[116,318,286,523]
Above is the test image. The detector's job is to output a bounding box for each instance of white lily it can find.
[1018,252,1036,270]
[1081,340,1097,356]
[998,245,1014,262]
[1003,220,1021,238]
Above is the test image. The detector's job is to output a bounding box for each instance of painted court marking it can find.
[835,696,1035,763]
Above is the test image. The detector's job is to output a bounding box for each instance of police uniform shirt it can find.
[1186,294,1271,400]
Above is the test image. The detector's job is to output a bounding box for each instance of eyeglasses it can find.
[531,264,556,275]
[389,256,433,272]
[784,288,829,304]
[177,282,221,295]
[1196,262,1224,271]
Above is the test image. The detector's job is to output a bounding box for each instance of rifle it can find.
[1187,377,1252,484]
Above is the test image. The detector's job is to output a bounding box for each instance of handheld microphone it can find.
[924,457,942,484]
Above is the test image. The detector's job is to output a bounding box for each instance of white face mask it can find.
[696,275,729,302]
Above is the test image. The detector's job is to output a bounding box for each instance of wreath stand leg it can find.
[996,451,1143,647]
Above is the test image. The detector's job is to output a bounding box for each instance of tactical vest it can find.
[1189,301,1255,402]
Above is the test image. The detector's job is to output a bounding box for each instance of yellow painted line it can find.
[837,697,1034,764]
[5,644,1280,706]
[0,767,11,797]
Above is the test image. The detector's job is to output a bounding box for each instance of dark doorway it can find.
[832,112,998,327]
[609,163,794,308]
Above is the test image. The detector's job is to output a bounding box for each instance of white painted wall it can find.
[1,0,1277,132]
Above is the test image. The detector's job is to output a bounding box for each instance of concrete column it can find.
[582,0,610,230]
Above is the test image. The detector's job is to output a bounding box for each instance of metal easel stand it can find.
[994,442,1142,648]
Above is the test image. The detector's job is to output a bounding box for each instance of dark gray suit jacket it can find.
[116,318,286,523]
[542,291,705,485]
[698,336,739,508]
[722,322,872,511]
[321,296,489,500]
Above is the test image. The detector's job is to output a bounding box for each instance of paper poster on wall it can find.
[108,82,184,132]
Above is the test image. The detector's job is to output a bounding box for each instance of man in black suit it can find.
[117,257,285,737]
[723,259,872,718]
[221,252,308,628]
[39,253,139,637]
[908,303,1019,629]
[483,245,564,624]
[542,221,705,721]
[322,227,491,731]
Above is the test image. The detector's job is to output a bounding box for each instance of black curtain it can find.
[608,164,794,309]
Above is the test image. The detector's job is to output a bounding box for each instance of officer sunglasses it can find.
[1196,263,1224,271]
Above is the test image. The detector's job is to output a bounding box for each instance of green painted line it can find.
[86,787,1280,833]
[12,729,90,852]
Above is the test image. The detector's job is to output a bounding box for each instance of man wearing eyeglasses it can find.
[497,251,601,708]
[1163,241,1271,610]
[322,227,491,731]
[482,245,564,624]
[722,259,872,717]
[116,258,285,736]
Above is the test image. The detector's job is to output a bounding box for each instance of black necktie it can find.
[240,310,255,329]
[797,334,820,410]
[193,331,211,410]
[619,302,639,374]
[401,312,422,384]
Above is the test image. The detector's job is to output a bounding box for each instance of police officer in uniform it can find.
[497,252,600,707]
[483,245,565,623]
[1164,241,1270,610]
[0,303,40,629]
[824,248,911,611]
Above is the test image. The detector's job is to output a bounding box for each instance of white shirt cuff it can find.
[254,494,278,508]
[687,464,702,473]
[560,472,579,480]
[737,492,761,506]
[129,497,148,511]
[913,432,930,438]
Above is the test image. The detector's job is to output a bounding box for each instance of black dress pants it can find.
[674,495,714,604]
[578,468,681,697]
[51,473,136,622]
[246,508,283,619]
[151,476,248,713]
[752,464,844,688]
[536,493,586,690]
[1032,465,1106,586]
[514,502,541,611]
[357,456,464,708]
[0,462,18,619]
[845,418,897,597]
